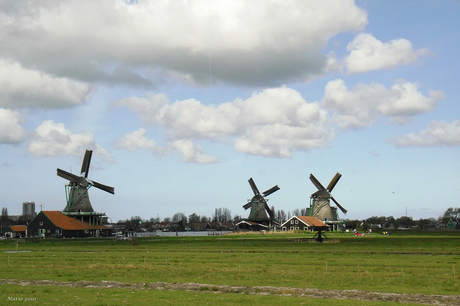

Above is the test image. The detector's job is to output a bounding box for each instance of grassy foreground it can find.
[0,231,459,305]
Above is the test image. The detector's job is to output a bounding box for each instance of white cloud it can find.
[27,120,110,159]
[0,0,367,86]
[0,108,26,144]
[345,33,427,74]
[322,79,444,129]
[0,60,93,109]
[116,128,218,163]
[115,87,332,158]
[393,121,460,147]
[116,128,160,152]
[171,139,219,164]
[112,94,169,124]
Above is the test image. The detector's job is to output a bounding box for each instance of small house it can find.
[281,216,327,232]
[4,225,27,239]
[27,211,110,238]
[235,220,269,231]
[446,218,458,229]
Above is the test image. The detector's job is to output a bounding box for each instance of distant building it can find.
[235,220,269,231]
[3,225,27,239]
[22,202,36,217]
[27,211,110,238]
[280,216,327,232]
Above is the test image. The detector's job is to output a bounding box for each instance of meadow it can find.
[0,231,459,305]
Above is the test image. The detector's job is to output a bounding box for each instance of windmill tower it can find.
[308,173,347,225]
[243,178,279,227]
[57,150,114,224]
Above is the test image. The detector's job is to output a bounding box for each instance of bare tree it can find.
[213,207,232,223]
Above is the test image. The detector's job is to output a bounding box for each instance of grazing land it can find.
[0,231,459,305]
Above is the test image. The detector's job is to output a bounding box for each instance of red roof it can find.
[282,216,327,227]
[296,216,327,227]
[43,211,108,230]
[9,225,26,232]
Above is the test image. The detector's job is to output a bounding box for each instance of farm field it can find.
[0,231,459,305]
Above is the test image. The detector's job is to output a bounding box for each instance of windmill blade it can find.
[243,202,252,210]
[264,203,275,219]
[248,178,260,195]
[331,196,347,214]
[57,168,84,183]
[262,185,280,197]
[327,172,342,192]
[80,150,93,178]
[310,174,326,191]
[91,180,115,194]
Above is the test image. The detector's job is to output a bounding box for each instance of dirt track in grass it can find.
[1,279,459,305]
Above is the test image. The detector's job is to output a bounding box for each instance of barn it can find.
[3,225,27,239]
[235,220,269,231]
[281,216,327,232]
[27,211,110,238]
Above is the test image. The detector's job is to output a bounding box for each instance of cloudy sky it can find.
[1,0,459,222]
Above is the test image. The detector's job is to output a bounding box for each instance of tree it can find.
[200,216,209,223]
[442,207,459,224]
[233,214,242,223]
[276,209,287,224]
[1,207,8,219]
[125,216,142,231]
[419,218,436,229]
[396,216,414,228]
[149,217,160,223]
[172,213,186,223]
[213,207,232,223]
[188,213,200,224]
[292,208,300,216]
[0,207,11,230]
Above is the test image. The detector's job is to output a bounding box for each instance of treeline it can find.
[346,207,460,230]
[117,207,460,231]
[117,207,310,230]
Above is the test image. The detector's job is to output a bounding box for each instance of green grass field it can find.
[0,231,459,305]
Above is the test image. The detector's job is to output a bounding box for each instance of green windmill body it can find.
[243,178,279,224]
[57,150,114,225]
[308,173,347,222]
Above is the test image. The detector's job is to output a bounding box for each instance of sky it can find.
[1,0,459,223]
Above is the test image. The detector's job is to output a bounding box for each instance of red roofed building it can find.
[27,211,110,238]
[281,216,327,232]
[4,225,27,239]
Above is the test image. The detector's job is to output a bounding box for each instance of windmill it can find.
[243,178,279,223]
[57,150,114,214]
[308,172,347,222]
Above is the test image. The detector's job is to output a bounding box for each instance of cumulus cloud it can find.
[116,128,218,164]
[115,87,332,158]
[0,0,367,86]
[0,60,93,109]
[345,33,427,74]
[28,120,111,161]
[116,128,160,152]
[171,139,219,164]
[393,121,460,147]
[322,79,444,129]
[0,108,26,144]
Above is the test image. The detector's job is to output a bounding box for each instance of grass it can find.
[0,284,411,305]
[0,230,459,304]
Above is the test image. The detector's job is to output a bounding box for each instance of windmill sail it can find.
[243,178,279,222]
[57,150,114,212]
[309,172,347,221]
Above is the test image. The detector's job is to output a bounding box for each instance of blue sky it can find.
[0,0,459,222]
